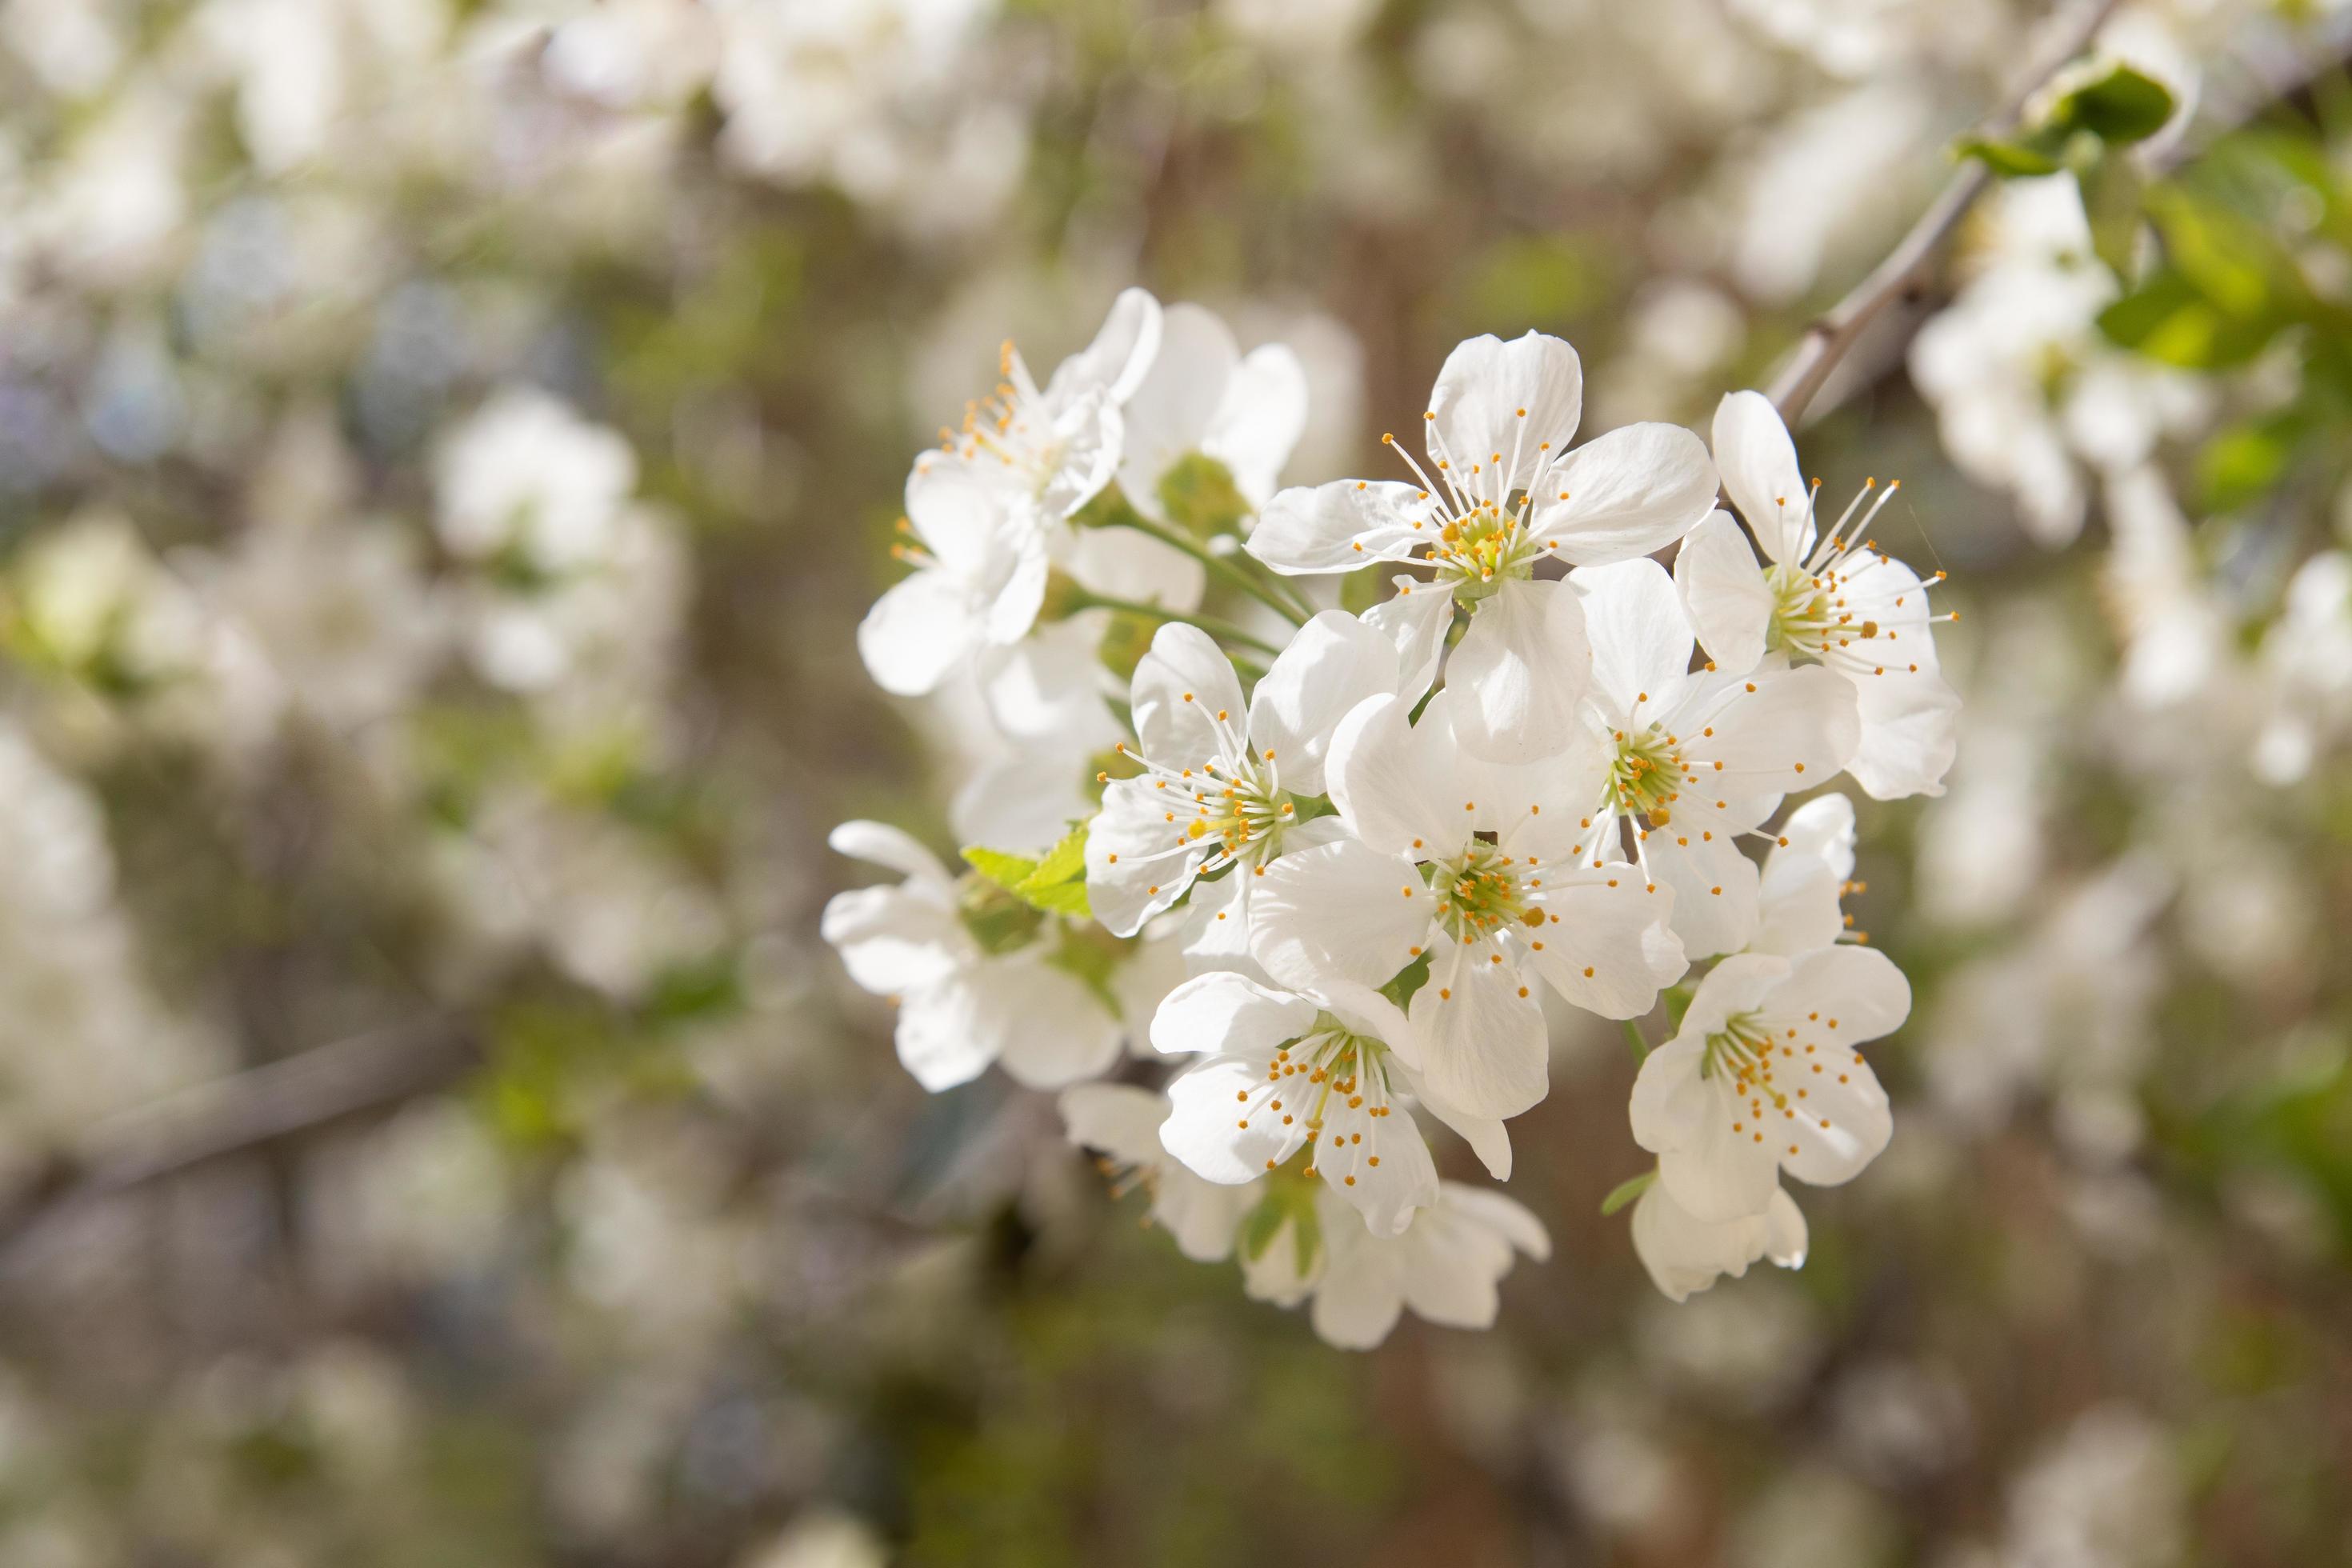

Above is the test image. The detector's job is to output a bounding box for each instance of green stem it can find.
[1072,590,1285,658]
[1108,515,1313,626]
[1622,1018,1650,1065]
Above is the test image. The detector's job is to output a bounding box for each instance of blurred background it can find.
[0,0,2349,1563]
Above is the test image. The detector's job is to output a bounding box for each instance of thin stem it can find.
[1107,514,1313,626]
[1071,590,1286,657]
[1622,1018,1650,1065]
[1766,0,2125,425]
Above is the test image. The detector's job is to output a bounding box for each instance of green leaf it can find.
[1599,1170,1656,1218]
[2097,271,2278,369]
[965,830,1092,918]
[2079,155,2145,279]
[2198,414,2301,513]
[962,846,1040,894]
[1955,134,2062,178]
[2049,65,2176,146]
[1239,1194,1286,1262]
[1013,826,1091,916]
[1378,948,1434,1010]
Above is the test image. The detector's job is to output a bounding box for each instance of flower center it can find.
[1609,726,1686,822]
[1428,499,1544,598]
[945,340,1062,502]
[1701,1012,1779,1097]
[1430,838,1538,943]
[1269,1019,1399,1153]
[1182,751,1290,865]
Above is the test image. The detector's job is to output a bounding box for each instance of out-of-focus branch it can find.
[1766,0,2126,424]
[0,1016,478,1268]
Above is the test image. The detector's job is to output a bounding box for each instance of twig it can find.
[1069,589,1286,656]
[1105,514,1314,626]
[0,1016,478,1270]
[1766,0,2125,425]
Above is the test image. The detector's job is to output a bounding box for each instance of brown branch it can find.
[1766,0,2126,425]
[0,1015,478,1269]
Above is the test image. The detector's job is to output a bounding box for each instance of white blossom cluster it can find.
[825,294,1962,1346]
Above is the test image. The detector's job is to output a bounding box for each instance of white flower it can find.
[1151,968,1514,1237]
[1676,392,1958,800]
[1251,688,1686,1120]
[1083,611,1405,937]
[1057,1082,1256,1262]
[1630,946,1907,1222]
[1569,555,1861,958]
[1241,1181,1550,1350]
[821,821,1122,1091]
[434,388,638,573]
[1115,300,1309,524]
[855,454,1050,698]
[944,286,1162,527]
[1630,1175,1808,1302]
[1751,792,1860,956]
[1246,330,1719,762]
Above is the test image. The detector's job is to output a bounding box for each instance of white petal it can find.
[1846,665,1962,801]
[1688,662,1861,796]
[904,455,1015,575]
[1150,970,1318,1057]
[1670,952,1792,1045]
[1178,866,1256,975]
[1630,1178,1806,1302]
[1712,390,1813,565]
[1310,1219,1406,1349]
[1449,578,1593,764]
[1155,1174,1256,1263]
[1407,947,1549,1119]
[1205,343,1310,503]
[1362,578,1454,704]
[856,568,980,697]
[1131,621,1246,766]
[1657,1091,1785,1222]
[1248,610,1409,797]
[1326,692,1456,858]
[994,958,1126,1089]
[1246,480,1431,575]
[1318,1098,1440,1236]
[894,975,1008,1091]
[1750,851,1844,958]
[1047,286,1165,406]
[1646,832,1763,961]
[1058,1082,1172,1169]
[1084,778,1206,938]
[1408,1075,1514,1179]
[1115,302,1238,519]
[1533,422,1718,566]
[1520,872,1686,1018]
[1674,510,1773,677]
[1249,836,1432,992]
[826,820,951,885]
[1438,1183,1551,1261]
[821,885,968,995]
[1774,792,1857,882]
[1427,332,1582,494]
[1162,1054,1310,1182]
[1061,526,1205,612]
[1778,944,1913,1044]
[1570,558,1694,719]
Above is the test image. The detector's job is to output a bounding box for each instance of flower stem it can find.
[1622,1018,1650,1064]
[1071,590,1286,658]
[1107,515,1313,626]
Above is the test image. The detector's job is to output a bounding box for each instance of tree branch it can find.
[1766,0,2126,425]
[0,1015,478,1269]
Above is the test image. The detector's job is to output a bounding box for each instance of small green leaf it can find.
[2079,155,2145,279]
[2050,65,2176,146]
[1379,947,1434,1010]
[1240,1194,1286,1262]
[2198,414,2301,513]
[1955,134,2062,178]
[1599,1170,1656,1218]
[962,846,1040,894]
[1012,826,1092,916]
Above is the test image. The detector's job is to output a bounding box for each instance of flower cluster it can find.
[826,304,1958,1345]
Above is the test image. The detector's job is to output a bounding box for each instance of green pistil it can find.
[1609,727,1684,821]
[1700,1013,1783,1105]
[1430,840,1538,943]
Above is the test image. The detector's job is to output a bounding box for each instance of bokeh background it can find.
[0,0,2349,1563]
